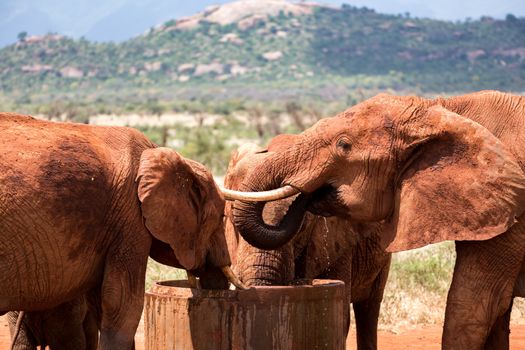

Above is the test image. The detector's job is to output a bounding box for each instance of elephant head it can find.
[224,143,360,287]
[231,93,525,252]
[136,147,243,289]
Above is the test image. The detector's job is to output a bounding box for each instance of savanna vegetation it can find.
[0,4,524,118]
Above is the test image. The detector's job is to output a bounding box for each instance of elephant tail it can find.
[9,310,25,350]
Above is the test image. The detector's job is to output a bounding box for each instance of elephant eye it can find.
[336,138,352,153]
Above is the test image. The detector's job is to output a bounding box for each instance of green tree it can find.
[17,31,27,42]
[506,14,518,22]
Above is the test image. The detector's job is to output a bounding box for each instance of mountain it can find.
[0,0,272,47]
[0,0,524,114]
[2,0,525,47]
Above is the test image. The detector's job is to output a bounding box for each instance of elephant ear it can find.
[137,147,205,270]
[384,105,525,252]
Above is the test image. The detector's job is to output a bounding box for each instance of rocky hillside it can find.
[1,0,524,110]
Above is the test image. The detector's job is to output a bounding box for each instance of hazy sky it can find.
[1,0,524,47]
[337,0,525,20]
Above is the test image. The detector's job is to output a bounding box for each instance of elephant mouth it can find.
[232,180,348,251]
[190,264,246,290]
[307,185,349,218]
[264,185,347,221]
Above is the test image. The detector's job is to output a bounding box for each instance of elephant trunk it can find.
[233,189,309,250]
[239,248,293,287]
[197,227,247,290]
[197,264,230,289]
[232,137,330,251]
[232,149,309,251]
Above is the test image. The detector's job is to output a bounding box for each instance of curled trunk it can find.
[233,176,309,250]
[232,138,327,251]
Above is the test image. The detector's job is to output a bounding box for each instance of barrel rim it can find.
[145,278,345,300]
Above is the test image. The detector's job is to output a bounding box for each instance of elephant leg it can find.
[44,297,91,350]
[443,223,525,350]
[7,312,36,350]
[353,300,379,350]
[99,240,149,350]
[84,306,100,350]
[342,296,350,338]
[483,298,512,350]
[513,258,525,297]
[352,264,390,350]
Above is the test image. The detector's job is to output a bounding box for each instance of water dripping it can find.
[323,217,331,273]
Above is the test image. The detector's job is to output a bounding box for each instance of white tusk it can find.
[219,185,300,202]
[220,266,248,290]
[186,271,200,289]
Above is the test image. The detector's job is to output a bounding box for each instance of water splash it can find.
[323,217,331,273]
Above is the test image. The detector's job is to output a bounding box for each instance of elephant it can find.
[223,142,391,349]
[0,113,244,350]
[225,91,525,349]
[7,294,99,350]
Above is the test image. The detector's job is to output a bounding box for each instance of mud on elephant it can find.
[0,113,244,350]
[228,91,525,350]
[224,142,391,350]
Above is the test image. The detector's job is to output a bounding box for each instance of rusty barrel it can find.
[144,279,346,350]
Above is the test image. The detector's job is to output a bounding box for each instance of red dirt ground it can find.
[2,316,525,349]
[346,325,525,350]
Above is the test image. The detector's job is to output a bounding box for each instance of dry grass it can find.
[378,242,525,329]
[145,259,186,290]
[378,242,455,329]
